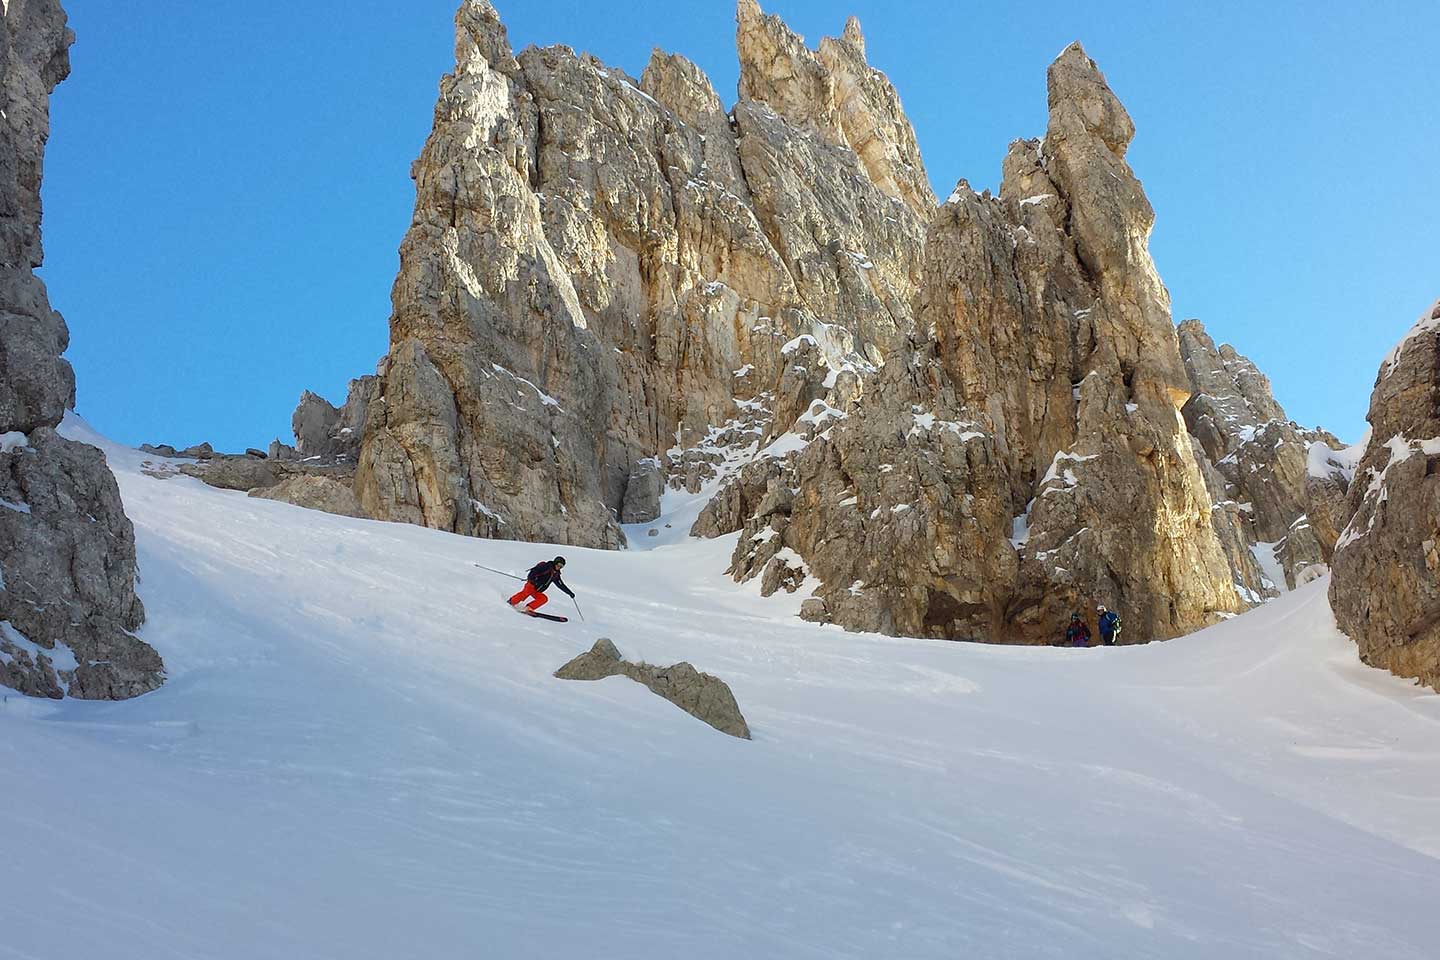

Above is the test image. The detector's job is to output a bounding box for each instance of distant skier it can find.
[1097,605,1121,645]
[508,556,574,615]
[1065,612,1091,647]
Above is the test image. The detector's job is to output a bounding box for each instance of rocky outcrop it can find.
[248,474,366,519]
[290,376,375,463]
[707,44,1243,644]
[0,0,161,699]
[175,445,361,509]
[1330,299,1440,689]
[735,3,933,220]
[353,0,930,550]
[619,457,663,524]
[554,638,751,739]
[1177,319,1353,593]
[180,454,283,491]
[164,379,378,510]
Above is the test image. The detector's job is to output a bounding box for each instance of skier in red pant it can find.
[508,557,573,615]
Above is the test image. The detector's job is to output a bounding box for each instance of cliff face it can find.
[1330,299,1440,689]
[353,0,931,548]
[0,0,161,699]
[706,44,1244,644]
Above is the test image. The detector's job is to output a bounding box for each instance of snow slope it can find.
[3,417,1439,959]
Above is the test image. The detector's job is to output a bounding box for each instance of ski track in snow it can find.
[1,415,1437,959]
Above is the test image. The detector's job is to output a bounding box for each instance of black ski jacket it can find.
[1065,623,1091,645]
[527,561,573,597]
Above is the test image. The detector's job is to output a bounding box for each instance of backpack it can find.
[527,561,555,588]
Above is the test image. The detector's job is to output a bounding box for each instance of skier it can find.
[508,556,574,616]
[1097,605,1121,645]
[1064,612,1091,647]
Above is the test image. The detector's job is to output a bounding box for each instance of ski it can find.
[508,605,568,623]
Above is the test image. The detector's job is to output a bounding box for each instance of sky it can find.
[40,0,1439,451]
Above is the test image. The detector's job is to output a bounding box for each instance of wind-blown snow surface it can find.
[4,418,1440,959]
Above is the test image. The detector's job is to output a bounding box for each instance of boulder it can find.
[799,597,830,623]
[178,442,214,459]
[555,638,751,739]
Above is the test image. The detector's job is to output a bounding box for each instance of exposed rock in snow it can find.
[248,475,367,519]
[554,637,751,739]
[0,0,160,699]
[180,454,284,492]
[142,386,377,513]
[1330,298,1440,690]
[1,425,158,699]
[178,441,214,459]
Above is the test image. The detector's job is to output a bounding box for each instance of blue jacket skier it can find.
[1097,606,1121,645]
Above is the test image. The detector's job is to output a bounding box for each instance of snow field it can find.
[2,417,1438,959]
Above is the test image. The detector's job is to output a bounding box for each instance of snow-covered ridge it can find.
[1381,297,1440,377]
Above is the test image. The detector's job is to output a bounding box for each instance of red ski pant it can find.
[509,582,548,611]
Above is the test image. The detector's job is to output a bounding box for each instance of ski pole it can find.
[571,596,586,622]
[473,563,524,581]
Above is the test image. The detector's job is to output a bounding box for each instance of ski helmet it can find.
[1070,612,1080,621]
[1097,605,1107,613]
[553,556,566,567]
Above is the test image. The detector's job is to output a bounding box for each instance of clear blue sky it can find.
[41,0,1438,450]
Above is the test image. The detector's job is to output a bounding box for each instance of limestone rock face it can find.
[0,0,74,433]
[1177,319,1351,592]
[0,0,161,700]
[554,637,751,739]
[1330,299,1440,689]
[709,44,1241,644]
[619,457,663,524]
[736,3,934,220]
[355,0,931,550]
